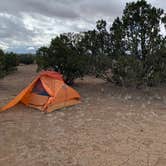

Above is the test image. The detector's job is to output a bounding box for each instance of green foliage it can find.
[122,0,164,59]
[36,0,166,87]
[0,50,18,78]
[111,56,144,87]
[93,55,112,81]
[76,20,110,75]
[110,17,125,58]
[18,54,35,65]
[36,35,88,85]
[4,52,18,72]
[143,46,166,86]
[0,49,6,78]
[79,30,100,73]
[105,0,166,87]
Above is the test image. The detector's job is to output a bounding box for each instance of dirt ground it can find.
[1,65,166,166]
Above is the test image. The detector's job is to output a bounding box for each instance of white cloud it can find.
[27,46,35,50]
[0,41,9,51]
[0,0,166,53]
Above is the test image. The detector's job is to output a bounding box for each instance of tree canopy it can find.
[36,0,166,86]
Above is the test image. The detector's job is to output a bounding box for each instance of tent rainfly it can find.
[1,71,80,113]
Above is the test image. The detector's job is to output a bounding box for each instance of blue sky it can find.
[0,0,165,53]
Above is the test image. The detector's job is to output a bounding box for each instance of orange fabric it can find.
[39,71,64,81]
[43,83,80,111]
[0,77,39,112]
[0,71,80,112]
[47,99,80,112]
[22,93,49,106]
[40,76,64,97]
[51,84,80,104]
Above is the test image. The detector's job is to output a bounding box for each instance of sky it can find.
[0,0,165,53]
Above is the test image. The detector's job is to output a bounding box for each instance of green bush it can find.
[0,49,6,78]
[0,50,18,78]
[111,56,144,87]
[36,36,88,85]
[143,48,166,86]
[94,55,112,81]
[4,53,18,73]
[18,54,34,65]
[106,48,166,87]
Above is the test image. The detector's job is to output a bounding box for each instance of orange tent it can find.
[1,71,80,113]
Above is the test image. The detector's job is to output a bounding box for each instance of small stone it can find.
[147,100,151,105]
[140,129,144,132]
[154,94,161,100]
[101,88,104,93]
[136,96,141,100]
[141,103,146,109]
[124,94,132,100]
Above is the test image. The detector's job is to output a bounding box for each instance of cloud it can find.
[0,0,79,19]
[0,0,166,53]
[0,13,38,52]
[27,46,35,50]
[0,13,34,39]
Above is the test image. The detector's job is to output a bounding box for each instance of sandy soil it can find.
[1,65,166,166]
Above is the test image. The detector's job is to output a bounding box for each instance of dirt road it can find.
[1,64,166,166]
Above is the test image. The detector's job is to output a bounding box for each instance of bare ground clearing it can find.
[1,65,166,165]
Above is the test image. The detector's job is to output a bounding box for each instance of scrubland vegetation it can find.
[2,0,166,87]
